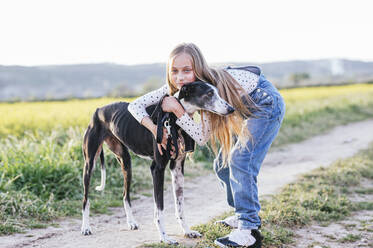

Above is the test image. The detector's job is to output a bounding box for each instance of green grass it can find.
[0,127,206,235]
[338,234,362,243]
[167,143,373,248]
[0,128,154,235]
[354,201,373,211]
[355,188,373,194]
[1,83,373,235]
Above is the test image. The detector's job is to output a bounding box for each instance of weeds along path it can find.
[2,119,373,248]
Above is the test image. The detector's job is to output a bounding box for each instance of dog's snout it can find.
[228,105,235,114]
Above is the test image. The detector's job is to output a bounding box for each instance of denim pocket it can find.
[250,88,273,105]
[249,88,275,118]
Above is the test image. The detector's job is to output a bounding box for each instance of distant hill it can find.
[0,59,372,101]
[0,63,165,101]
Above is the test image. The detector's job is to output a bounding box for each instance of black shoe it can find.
[214,229,263,248]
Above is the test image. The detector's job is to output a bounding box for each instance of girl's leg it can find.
[230,114,282,229]
[230,76,285,230]
[215,75,285,247]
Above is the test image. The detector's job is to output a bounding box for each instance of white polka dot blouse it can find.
[128,69,259,146]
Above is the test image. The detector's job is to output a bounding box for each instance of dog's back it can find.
[95,101,155,158]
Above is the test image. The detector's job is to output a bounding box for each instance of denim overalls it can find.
[214,66,286,230]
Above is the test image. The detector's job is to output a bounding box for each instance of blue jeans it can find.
[214,75,285,230]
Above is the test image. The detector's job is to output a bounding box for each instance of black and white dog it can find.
[81,81,234,244]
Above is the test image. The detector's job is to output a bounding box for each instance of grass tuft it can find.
[338,233,361,243]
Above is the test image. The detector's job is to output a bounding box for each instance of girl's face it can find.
[170,53,196,89]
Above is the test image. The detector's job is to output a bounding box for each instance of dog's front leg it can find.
[170,159,202,238]
[151,161,178,244]
[81,199,92,235]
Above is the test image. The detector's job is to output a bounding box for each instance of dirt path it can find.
[289,178,373,248]
[2,119,373,248]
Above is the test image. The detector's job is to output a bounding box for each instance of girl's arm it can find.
[128,86,211,148]
[160,96,212,146]
[175,111,211,146]
[128,84,169,123]
[128,85,169,154]
[225,69,259,94]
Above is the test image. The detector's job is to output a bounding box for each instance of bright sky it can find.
[1,0,372,66]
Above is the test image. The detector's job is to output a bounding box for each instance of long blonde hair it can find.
[166,43,256,165]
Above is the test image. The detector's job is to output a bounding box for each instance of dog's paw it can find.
[160,235,178,245]
[81,226,92,235]
[184,230,202,238]
[95,185,105,191]
[127,220,139,230]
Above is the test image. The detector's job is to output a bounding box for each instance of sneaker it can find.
[215,215,238,228]
[214,229,263,248]
[215,216,262,230]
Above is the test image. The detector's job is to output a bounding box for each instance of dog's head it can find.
[176,81,235,115]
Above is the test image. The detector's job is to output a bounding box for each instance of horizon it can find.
[1,57,372,68]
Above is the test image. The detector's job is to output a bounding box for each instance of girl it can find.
[128,43,285,248]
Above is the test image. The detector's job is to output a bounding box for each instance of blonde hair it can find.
[166,43,256,165]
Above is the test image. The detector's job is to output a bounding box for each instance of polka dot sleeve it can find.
[175,112,211,146]
[128,85,169,123]
[226,69,259,94]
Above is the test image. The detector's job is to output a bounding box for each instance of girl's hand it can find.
[151,125,168,155]
[141,117,169,155]
[161,96,185,118]
[152,126,176,157]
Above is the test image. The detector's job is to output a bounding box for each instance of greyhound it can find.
[80,81,235,244]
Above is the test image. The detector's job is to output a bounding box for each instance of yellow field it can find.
[1,83,373,138]
[0,97,133,137]
[281,83,373,117]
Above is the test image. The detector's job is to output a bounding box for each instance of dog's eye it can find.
[207,91,214,97]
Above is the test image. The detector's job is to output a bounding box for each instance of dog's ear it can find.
[178,85,190,100]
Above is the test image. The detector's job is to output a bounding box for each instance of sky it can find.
[1,0,373,66]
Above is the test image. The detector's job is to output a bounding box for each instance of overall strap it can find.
[225,65,261,76]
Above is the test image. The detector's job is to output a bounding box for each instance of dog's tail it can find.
[95,149,106,191]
